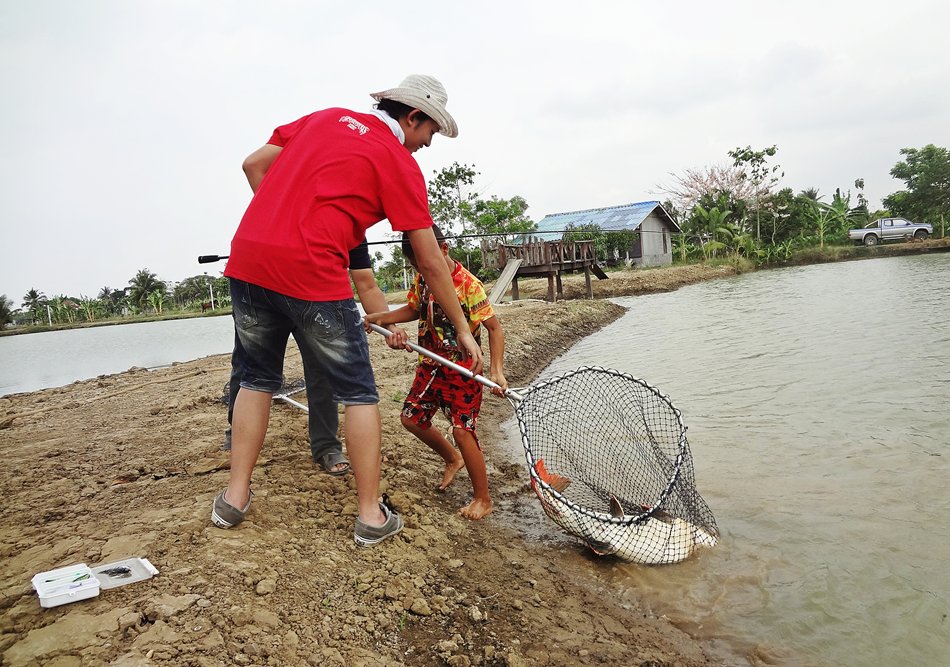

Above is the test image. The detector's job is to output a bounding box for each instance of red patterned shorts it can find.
[402,363,483,443]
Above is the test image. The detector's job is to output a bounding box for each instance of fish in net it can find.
[368,325,719,564]
[517,366,718,564]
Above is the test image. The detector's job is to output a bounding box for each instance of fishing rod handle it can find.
[197,254,229,264]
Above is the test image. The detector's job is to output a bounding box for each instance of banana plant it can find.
[78,297,101,322]
[806,201,842,248]
[147,289,166,315]
[693,205,733,259]
[672,233,693,263]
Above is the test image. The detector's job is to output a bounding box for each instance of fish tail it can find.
[532,458,571,493]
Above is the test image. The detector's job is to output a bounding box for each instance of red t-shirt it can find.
[225,108,433,300]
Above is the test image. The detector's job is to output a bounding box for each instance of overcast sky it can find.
[1,0,947,304]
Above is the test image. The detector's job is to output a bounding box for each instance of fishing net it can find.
[517,366,719,565]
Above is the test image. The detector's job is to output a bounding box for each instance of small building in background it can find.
[533,200,680,267]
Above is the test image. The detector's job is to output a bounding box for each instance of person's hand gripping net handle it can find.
[367,323,524,403]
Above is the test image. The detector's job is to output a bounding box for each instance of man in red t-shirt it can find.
[212,75,482,548]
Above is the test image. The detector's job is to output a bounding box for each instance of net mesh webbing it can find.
[516,366,719,564]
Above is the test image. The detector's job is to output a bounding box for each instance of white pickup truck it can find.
[849,217,932,246]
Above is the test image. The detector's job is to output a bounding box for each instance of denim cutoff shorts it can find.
[229,278,378,405]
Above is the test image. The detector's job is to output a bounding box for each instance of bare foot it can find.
[459,497,493,520]
[438,457,466,491]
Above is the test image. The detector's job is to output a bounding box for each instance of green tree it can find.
[427,163,538,275]
[97,286,124,316]
[563,223,611,261]
[374,246,412,294]
[0,294,14,328]
[464,194,538,274]
[471,195,536,242]
[685,190,748,240]
[21,288,46,324]
[560,224,653,265]
[174,276,211,307]
[851,179,871,226]
[127,269,166,311]
[427,162,480,237]
[883,144,950,228]
[728,144,783,242]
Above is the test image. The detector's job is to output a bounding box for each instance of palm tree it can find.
[21,288,46,324]
[97,286,125,316]
[127,269,166,311]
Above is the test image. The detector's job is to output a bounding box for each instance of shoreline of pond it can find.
[5,237,948,337]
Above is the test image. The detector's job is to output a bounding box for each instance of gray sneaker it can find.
[211,489,252,528]
[354,500,403,547]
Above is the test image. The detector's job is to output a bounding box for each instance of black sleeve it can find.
[348,239,372,271]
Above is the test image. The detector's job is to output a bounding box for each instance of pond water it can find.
[0,316,234,397]
[503,254,949,666]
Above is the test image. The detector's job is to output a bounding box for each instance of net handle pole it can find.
[274,393,308,412]
[368,323,524,402]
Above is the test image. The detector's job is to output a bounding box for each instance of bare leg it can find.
[401,414,465,491]
[344,404,386,527]
[453,428,493,520]
[226,387,272,508]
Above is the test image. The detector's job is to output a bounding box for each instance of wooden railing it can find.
[479,237,604,301]
[481,238,596,272]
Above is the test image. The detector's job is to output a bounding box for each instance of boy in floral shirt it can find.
[365,225,506,519]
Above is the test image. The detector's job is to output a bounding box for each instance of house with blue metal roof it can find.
[532,200,681,267]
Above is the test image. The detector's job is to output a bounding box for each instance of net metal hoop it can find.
[516,365,688,527]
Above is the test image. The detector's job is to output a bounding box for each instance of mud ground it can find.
[2,264,741,666]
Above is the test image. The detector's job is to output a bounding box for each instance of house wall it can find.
[630,212,673,267]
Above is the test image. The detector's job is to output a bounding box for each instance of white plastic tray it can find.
[31,563,100,608]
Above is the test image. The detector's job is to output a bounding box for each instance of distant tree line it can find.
[656,143,948,264]
[3,144,946,328]
[2,269,229,329]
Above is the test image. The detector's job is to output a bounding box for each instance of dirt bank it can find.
[0,293,734,667]
[1,254,818,666]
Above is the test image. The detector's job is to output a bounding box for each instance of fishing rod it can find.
[197,227,676,264]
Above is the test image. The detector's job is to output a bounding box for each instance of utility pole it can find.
[46,304,52,326]
[205,272,216,310]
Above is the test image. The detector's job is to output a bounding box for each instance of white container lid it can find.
[32,563,100,608]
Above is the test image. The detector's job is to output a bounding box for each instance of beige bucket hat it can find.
[370,74,458,138]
